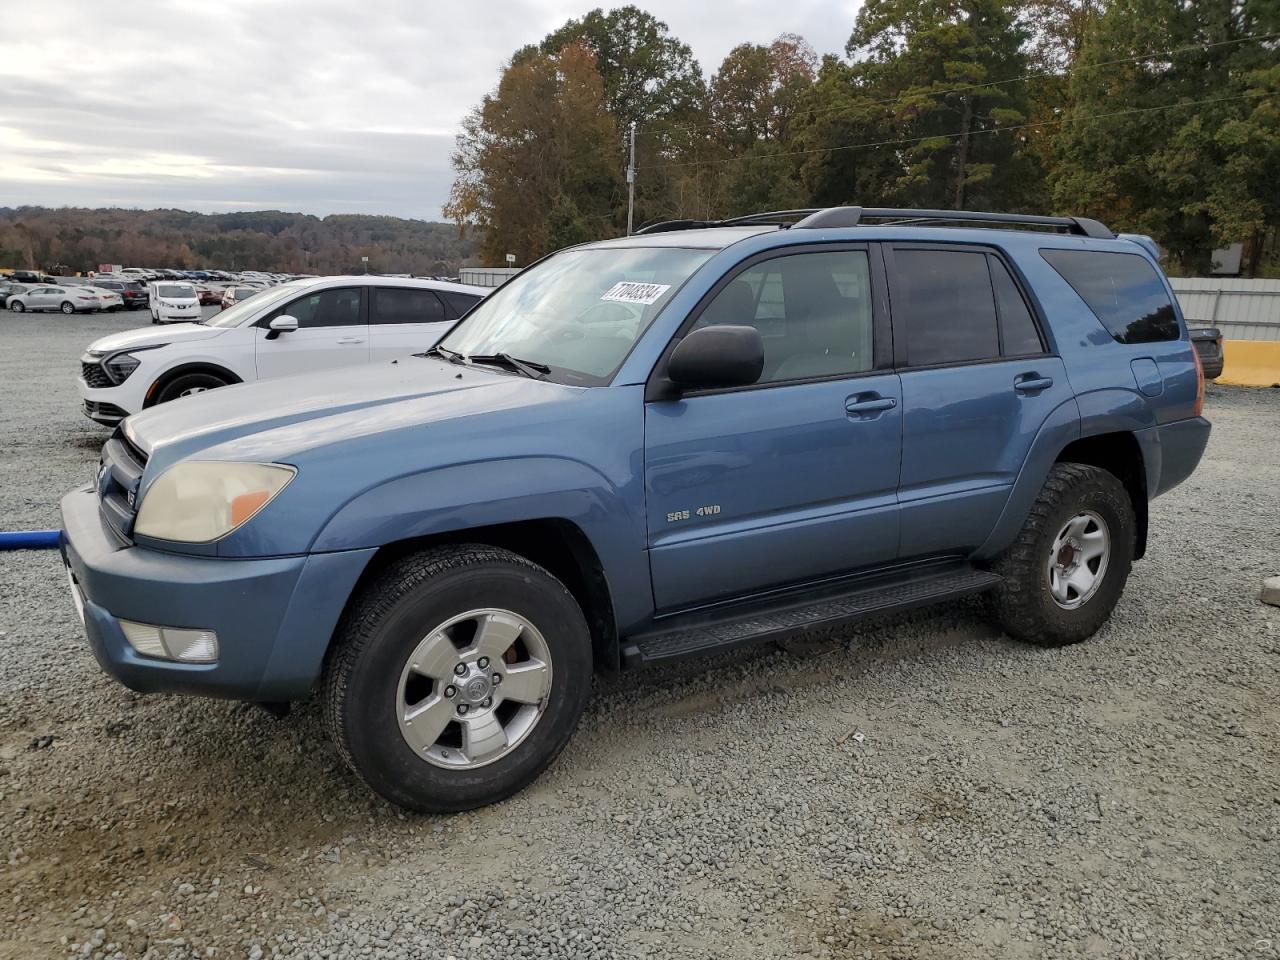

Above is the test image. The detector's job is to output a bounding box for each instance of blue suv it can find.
[60,207,1210,812]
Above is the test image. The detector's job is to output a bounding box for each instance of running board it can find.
[622,562,1001,668]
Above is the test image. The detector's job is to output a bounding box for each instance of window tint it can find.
[371,287,446,325]
[989,257,1043,356]
[896,249,999,366]
[1040,249,1178,343]
[440,291,481,318]
[284,287,362,328]
[692,250,873,383]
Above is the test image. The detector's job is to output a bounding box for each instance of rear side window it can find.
[1040,249,1178,343]
[895,249,999,366]
[989,257,1044,356]
[440,291,481,318]
[371,287,447,325]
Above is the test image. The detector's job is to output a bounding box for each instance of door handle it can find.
[845,395,897,418]
[336,337,365,345]
[1014,376,1053,394]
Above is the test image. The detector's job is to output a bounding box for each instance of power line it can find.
[650,90,1277,171]
[636,32,1280,142]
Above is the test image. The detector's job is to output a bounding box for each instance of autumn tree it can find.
[445,42,624,263]
[1050,0,1279,272]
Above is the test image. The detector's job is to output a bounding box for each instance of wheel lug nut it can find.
[443,685,456,698]
[482,697,492,708]
[491,673,501,685]
[454,663,467,676]
[477,657,489,669]
[457,703,469,715]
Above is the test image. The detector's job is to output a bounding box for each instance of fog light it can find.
[120,620,218,663]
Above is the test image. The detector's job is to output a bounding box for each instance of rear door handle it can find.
[845,395,897,418]
[336,337,365,345]
[1014,376,1053,393]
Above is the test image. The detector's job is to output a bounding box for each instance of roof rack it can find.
[634,206,1113,239]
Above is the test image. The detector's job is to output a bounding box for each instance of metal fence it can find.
[459,267,522,288]
[1170,278,1280,341]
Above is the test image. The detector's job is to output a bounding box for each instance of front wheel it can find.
[152,371,229,404]
[323,545,592,812]
[9,301,23,313]
[60,301,75,314]
[991,463,1135,647]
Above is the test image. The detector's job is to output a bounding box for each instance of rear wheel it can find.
[60,301,75,314]
[323,545,592,812]
[991,463,1135,647]
[152,371,230,404]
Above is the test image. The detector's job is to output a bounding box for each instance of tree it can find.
[445,43,624,263]
[1049,0,1278,273]
[842,0,1045,211]
[709,35,818,150]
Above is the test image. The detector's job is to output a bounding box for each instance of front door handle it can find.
[336,337,365,345]
[845,395,897,419]
[1014,376,1054,394]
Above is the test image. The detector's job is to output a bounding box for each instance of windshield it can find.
[439,246,713,384]
[203,282,303,327]
[157,284,195,299]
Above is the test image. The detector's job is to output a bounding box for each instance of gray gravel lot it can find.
[0,307,1277,960]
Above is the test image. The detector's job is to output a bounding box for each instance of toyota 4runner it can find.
[60,206,1210,812]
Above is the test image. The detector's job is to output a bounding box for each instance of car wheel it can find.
[991,463,1135,647]
[323,545,592,813]
[153,371,230,404]
[60,301,75,314]
[10,302,23,313]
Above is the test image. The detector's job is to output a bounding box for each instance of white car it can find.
[148,282,202,323]
[9,284,101,314]
[82,286,125,312]
[77,275,488,425]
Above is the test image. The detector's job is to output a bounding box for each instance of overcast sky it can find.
[0,0,859,222]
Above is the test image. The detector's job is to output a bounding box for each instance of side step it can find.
[621,562,1001,668]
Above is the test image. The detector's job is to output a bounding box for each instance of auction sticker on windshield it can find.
[600,281,671,305]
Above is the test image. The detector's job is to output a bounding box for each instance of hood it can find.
[126,356,583,474]
[89,323,226,354]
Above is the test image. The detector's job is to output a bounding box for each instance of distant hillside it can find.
[0,206,483,275]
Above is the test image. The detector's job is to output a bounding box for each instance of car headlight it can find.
[134,461,296,542]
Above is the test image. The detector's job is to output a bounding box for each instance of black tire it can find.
[152,371,230,404]
[323,545,592,813]
[60,301,75,314]
[991,463,1135,647]
[9,301,23,313]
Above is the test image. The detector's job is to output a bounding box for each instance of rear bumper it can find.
[60,485,375,701]
[1150,416,1211,498]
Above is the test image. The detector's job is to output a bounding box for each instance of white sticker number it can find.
[601,281,671,306]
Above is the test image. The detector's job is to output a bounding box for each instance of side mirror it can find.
[264,315,298,340]
[666,324,764,392]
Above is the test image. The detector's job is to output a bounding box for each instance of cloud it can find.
[0,0,857,220]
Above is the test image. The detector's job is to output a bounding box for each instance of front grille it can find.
[81,361,113,389]
[97,430,148,539]
[83,400,128,422]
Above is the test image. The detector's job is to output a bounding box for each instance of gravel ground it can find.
[0,307,1277,960]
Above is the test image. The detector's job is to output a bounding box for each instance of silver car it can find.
[81,286,125,312]
[8,285,100,314]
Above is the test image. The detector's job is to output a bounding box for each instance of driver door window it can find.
[691,251,874,383]
[255,286,369,379]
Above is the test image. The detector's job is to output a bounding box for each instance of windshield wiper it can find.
[465,353,551,380]
[423,344,466,364]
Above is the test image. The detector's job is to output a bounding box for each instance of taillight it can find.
[1190,343,1205,417]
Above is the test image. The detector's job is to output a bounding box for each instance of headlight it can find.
[134,461,296,542]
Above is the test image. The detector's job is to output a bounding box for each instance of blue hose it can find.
[0,530,61,550]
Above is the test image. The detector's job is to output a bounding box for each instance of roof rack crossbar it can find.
[793,206,1113,238]
[633,206,1113,239]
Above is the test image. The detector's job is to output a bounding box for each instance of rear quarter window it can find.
[1040,249,1179,344]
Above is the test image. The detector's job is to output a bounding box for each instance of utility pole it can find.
[626,121,636,236]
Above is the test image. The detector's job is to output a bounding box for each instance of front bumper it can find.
[60,485,375,701]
